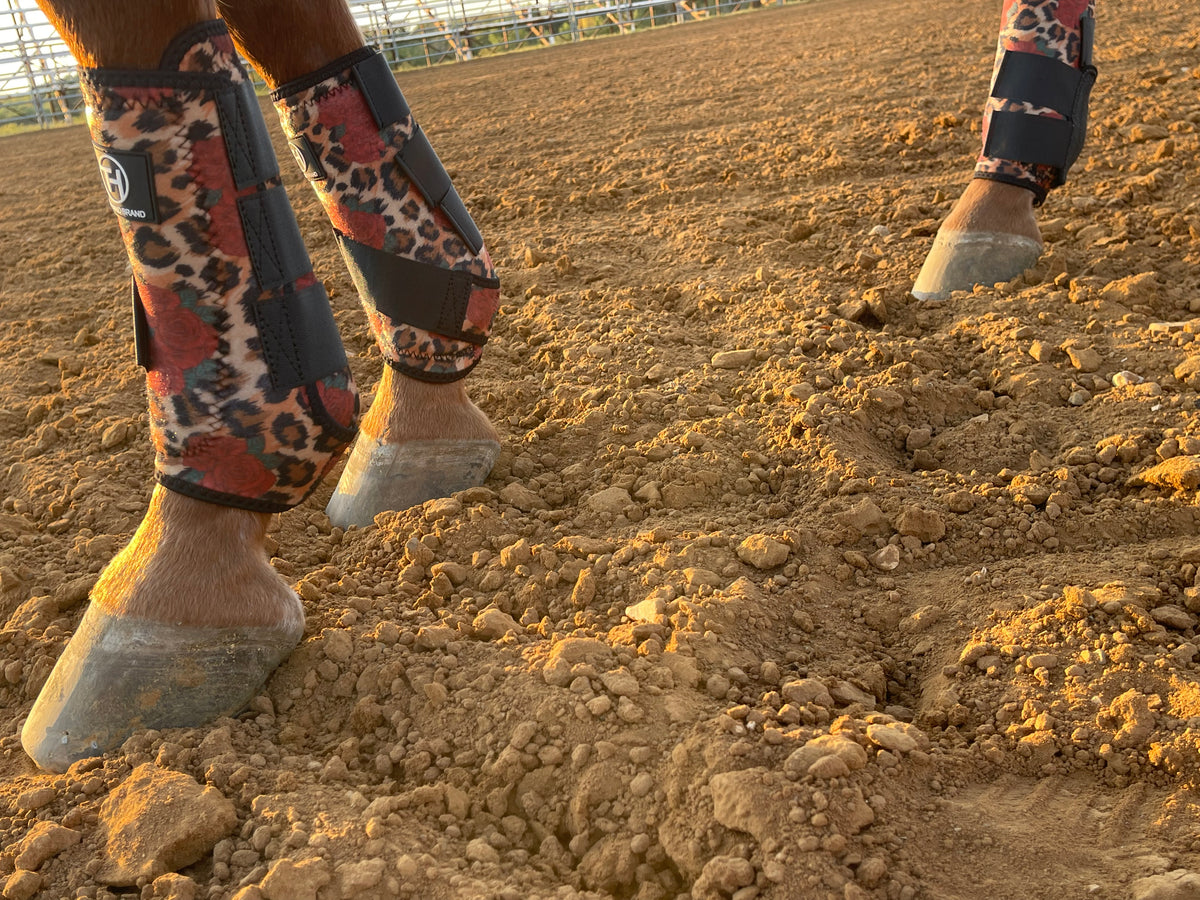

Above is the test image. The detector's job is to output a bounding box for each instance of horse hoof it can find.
[22,604,302,773]
[912,229,1043,301]
[325,436,500,528]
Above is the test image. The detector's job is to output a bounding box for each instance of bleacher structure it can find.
[0,0,778,130]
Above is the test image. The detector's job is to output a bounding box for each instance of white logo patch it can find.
[99,154,130,205]
[289,143,307,172]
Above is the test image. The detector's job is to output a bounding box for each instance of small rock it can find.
[322,629,353,663]
[1128,124,1170,142]
[896,507,945,542]
[2,871,41,900]
[1175,358,1200,389]
[625,596,666,623]
[1131,869,1200,900]
[781,678,833,708]
[837,499,890,536]
[865,724,918,753]
[736,534,790,569]
[100,422,130,451]
[869,545,900,571]
[1025,653,1060,670]
[1105,690,1156,749]
[629,773,655,798]
[499,483,548,511]
[14,821,81,870]
[683,567,722,589]
[712,349,757,369]
[1029,340,1060,363]
[830,680,876,708]
[336,858,386,893]
[571,569,597,608]
[465,838,500,864]
[150,873,198,900]
[1112,370,1144,388]
[425,497,463,518]
[260,859,331,900]
[473,608,519,640]
[783,383,815,404]
[865,387,904,411]
[905,426,932,450]
[706,674,732,699]
[97,764,236,886]
[600,668,639,697]
[808,754,851,779]
[586,487,633,515]
[857,857,889,888]
[695,856,756,896]
[586,343,612,359]
[499,538,533,567]
[1151,605,1193,630]
[1130,457,1200,491]
[1102,271,1159,303]
[1064,345,1102,372]
[15,786,56,811]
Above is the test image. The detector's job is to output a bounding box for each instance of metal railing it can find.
[0,0,778,130]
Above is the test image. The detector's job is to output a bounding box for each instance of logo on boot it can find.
[92,145,160,223]
[99,155,129,204]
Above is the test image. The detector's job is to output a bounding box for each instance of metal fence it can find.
[0,0,778,130]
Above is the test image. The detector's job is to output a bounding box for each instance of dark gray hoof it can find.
[912,229,1043,301]
[325,436,500,528]
[22,604,302,773]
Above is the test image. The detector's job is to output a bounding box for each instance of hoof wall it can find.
[912,229,1043,301]
[21,605,301,773]
[326,436,500,528]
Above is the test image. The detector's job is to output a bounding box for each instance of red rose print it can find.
[315,381,358,429]
[318,88,385,163]
[330,203,387,250]
[139,282,219,395]
[181,434,277,497]
[189,136,249,258]
[465,283,500,336]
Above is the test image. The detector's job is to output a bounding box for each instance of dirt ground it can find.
[1,0,1199,897]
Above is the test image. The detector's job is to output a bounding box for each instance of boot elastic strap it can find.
[274,50,484,256]
[983,11,1097,187]
[335,232,498,346]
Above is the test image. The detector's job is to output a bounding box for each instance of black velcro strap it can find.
[351,51,411,128]
[237,185,313,291]
[984,111,1074,172]
[253,282,349,391]
[396,126,484,255]
[131,277,152,369]
[991,51,1082,115]
[335,232,492,345]
[216,79,279,190]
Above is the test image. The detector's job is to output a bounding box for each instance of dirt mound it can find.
[2,0,1200,897]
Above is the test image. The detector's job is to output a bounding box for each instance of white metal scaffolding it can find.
[0,0,778,129]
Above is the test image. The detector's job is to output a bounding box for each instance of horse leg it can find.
[22,0,358,772]
[219,0,501,527]
[913,0,1097,300]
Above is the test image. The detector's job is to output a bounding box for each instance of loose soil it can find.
[1,0,1199,897]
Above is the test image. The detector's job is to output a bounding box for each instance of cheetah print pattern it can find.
[274,52,499,382]
[975,0,1096,203]
[82,21,358,513]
